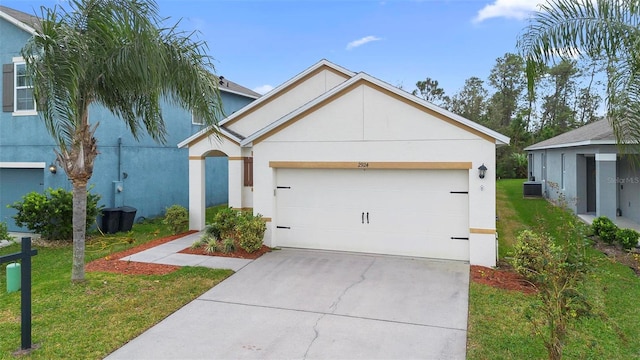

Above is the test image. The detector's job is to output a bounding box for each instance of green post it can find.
[6,263,20,293]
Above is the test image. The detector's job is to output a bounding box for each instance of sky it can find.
[1,0,547,96]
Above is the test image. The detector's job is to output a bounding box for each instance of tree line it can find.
[410,53,605,178]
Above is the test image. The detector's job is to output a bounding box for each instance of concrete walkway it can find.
[106,235,470,360]
[120,231,252,271]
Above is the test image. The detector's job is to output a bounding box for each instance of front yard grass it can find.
[0,213,232,359]
[468,179,640,359]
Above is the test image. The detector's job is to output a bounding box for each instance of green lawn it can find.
[468,179,640,359]
[0,214,232,359]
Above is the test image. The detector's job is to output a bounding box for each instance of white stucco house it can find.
[179,60,510,267]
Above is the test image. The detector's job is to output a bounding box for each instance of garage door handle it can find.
[362,212,364,224]
[366,212,369,224]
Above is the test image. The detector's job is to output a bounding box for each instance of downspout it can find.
[118,137,122,181]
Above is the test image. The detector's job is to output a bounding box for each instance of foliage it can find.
[21,0,224,281]
[237,212,267,253]
[207,207,240,240]
[411,77,450,107]
[220,238,236,253]
[163,205,189,235]
[10,188,101,240]
[518,0,640,146]
[511,184,591,360]
[0,222,13,241]
[591,216,618,244]
[195,208,266,253]
[470,179,640,359]
[615,228,639,250]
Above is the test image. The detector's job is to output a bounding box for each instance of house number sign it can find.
[358,162,369,168]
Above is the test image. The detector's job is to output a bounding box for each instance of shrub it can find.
[208,207,239,240]
[616,228,640,250]
[163,205,189,235]
[591,216,618,244]
[10,188,101,240]
[237,212,266,253]
[0,221,14,241]
[512,226,591,360]
[220,238,236,253]
[194,208,266,253]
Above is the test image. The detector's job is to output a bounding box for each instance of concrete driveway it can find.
[106,249,470,360]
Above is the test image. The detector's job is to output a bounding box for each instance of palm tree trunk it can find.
[71,181,88,282]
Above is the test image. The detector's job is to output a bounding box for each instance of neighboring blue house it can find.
[525,119,640,226]
[0,6,260,231]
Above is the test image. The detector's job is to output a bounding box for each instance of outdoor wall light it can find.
[49,163,57,174]
[478,163,487,179]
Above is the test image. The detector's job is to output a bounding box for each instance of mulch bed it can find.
[85,230,272,276]
[85,231,197,275]
[179,244,271,259]
[470,262,537,295]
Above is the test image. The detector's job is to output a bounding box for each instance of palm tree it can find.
[21,0,223,282]
[518,0,640,145]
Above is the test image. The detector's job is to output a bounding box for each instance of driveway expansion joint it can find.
[196,298,467,331]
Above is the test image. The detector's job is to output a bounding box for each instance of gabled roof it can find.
[179,59,355,148]
[239,72,510,147]
[216,77,261,99]
[525,119,617,151]
[0,5,38,34]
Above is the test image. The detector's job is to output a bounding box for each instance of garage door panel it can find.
[275,168,469,261]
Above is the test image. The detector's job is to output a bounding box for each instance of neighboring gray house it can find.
[525,119,639,225]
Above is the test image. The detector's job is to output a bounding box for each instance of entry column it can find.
[596,153,617,219]
[188,156,206,230]
[228,157,243,209]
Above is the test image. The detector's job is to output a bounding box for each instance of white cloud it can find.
[253,85,274,95]
[346,36,382,50]
[473,0,542,23]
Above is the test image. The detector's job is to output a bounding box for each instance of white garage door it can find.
[275,168,469,261]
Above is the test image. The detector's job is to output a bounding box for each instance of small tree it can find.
[511,182,591,360]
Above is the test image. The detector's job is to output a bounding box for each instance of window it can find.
[192,112,204,125]
[561,153,566,190]
[3,58,36,115]
[14,63,35,112]
[243,157,253,186]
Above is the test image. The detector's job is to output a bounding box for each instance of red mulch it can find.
[85,230,272,276]
[179,244,272,259]
[470,264,537,294]
[86,231,197,275]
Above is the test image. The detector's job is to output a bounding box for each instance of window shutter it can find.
[2,64,14,112]
[243,157,253,187]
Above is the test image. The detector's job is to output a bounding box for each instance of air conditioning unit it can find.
[523,181,543,197]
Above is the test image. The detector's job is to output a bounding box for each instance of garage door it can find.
[275,168,469,261]
[0,168,44,231]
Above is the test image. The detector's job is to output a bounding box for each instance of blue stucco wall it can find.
[0,17,254,231]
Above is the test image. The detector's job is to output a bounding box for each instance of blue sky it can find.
[2,0,545,96]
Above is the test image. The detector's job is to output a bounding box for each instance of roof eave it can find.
[0,10,36,35]
[178,126,241,148]
[240,72,511,146]
[219,87,260,100]
[218,60,355,129]
[524,139,618,151]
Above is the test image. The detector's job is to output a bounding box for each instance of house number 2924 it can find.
[358,162,369,168]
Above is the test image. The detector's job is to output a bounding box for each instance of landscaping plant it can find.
[163,205,189,235]
[511,185,592,360]
[615,228,640,250]
[10,188,101,240]
[0,222,14,241]
[591,216,618,244]
[195,208,266,253]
